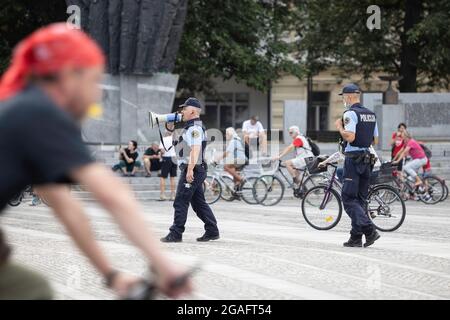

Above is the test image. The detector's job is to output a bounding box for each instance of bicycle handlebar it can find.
[123,264,201,300]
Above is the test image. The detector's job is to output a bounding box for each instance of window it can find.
[308,91,329,131]
[204,93,250,131]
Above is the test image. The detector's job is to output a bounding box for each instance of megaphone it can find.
[149,112,183,128]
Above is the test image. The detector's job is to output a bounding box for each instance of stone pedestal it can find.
[82,73,178,145]
[283,100,307,142]
[374,104,405,151]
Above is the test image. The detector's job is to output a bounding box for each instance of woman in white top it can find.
[215,127,247,188]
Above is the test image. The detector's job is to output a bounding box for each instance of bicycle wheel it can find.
[220,175,236,201]
[255,175,285,206]
[419,175,444,205]
[303,173,328,190]
[367,184,406,232]
[240,177,259,205]
[252,177,268,204]
[8,193,23,207]
[442,183,449,202]
[203,175,222,205]
[302,186,342,230]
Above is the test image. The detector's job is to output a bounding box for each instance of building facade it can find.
[183,71,390,141]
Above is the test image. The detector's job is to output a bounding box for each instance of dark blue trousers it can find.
[170,166,219,238]
[342,157,374,237]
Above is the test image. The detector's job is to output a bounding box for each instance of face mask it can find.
[343,99,351,108]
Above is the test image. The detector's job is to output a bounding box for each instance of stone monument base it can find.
[82,73,179,145]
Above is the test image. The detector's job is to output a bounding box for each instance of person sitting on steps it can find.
[112,140,142,177]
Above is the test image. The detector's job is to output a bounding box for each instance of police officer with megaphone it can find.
[159,98,220,243]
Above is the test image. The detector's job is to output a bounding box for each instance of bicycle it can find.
[252,159,326,206]
[301,162,406,232]
[123,264,200,300]
[391,168,445,204]
[420,172,448,203]
[203,163,261,205]
[8,186,49,207]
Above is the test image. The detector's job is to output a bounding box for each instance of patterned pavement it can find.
[1,197,450,300]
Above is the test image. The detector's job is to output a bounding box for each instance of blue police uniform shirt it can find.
[343,110,378,153]
[178,123,206,165]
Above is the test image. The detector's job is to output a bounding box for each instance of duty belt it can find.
[345,151,374,165]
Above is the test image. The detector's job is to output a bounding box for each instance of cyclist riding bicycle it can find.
[214,127,248,191]
[273,126,314,187]
[392,131,428,187]
[0,24,192,299]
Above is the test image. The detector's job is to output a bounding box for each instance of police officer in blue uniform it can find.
[161,98,220,243]
[335,84,380,248]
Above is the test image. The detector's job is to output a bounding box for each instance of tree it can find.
[294,0,450,92]
[0,0,67,73]
[174,0,304,95]
[1,0,302,95]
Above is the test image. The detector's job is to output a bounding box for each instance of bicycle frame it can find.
[275,160,309,190]
[319,164,339,210]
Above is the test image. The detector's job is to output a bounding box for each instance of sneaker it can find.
[160,233,182,243]
[170,195,175,201]
[364,230,381,247]
[30,196,41,206]
[196,234,220,242]
[158,195,166,201]
[343,236,363,247]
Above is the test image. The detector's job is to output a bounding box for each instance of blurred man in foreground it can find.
[0,24,192,299]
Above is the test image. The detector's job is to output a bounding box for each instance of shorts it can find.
[291,157,307,169]
[160,157,177,178]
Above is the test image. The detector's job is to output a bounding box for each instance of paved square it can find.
[1,198,450,300]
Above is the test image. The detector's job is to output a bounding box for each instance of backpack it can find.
[419,143,432,159]
[306,137,320,156]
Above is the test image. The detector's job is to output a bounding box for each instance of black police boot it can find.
[343,235,363,247]
[160,233,182,243]
[364,230,380,247]
[196,233,220,242]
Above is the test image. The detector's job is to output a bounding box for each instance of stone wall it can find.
[363,93,450,150]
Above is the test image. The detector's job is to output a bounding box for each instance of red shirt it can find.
[407,139,427,159]
[293,137,304,148]
[392,132,404,157]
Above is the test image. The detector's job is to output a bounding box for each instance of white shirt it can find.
[160,135,176,157]
[242,120,264,138]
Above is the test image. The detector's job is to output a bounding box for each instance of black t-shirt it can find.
[0,86,94,213]
[121,148,138,163]
[144,148,161,158]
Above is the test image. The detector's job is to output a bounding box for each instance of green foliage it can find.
[174,0,304,95]
[0,0,67,74]
[294,0,450,92]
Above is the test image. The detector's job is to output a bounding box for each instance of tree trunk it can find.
[398,0,422,92]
